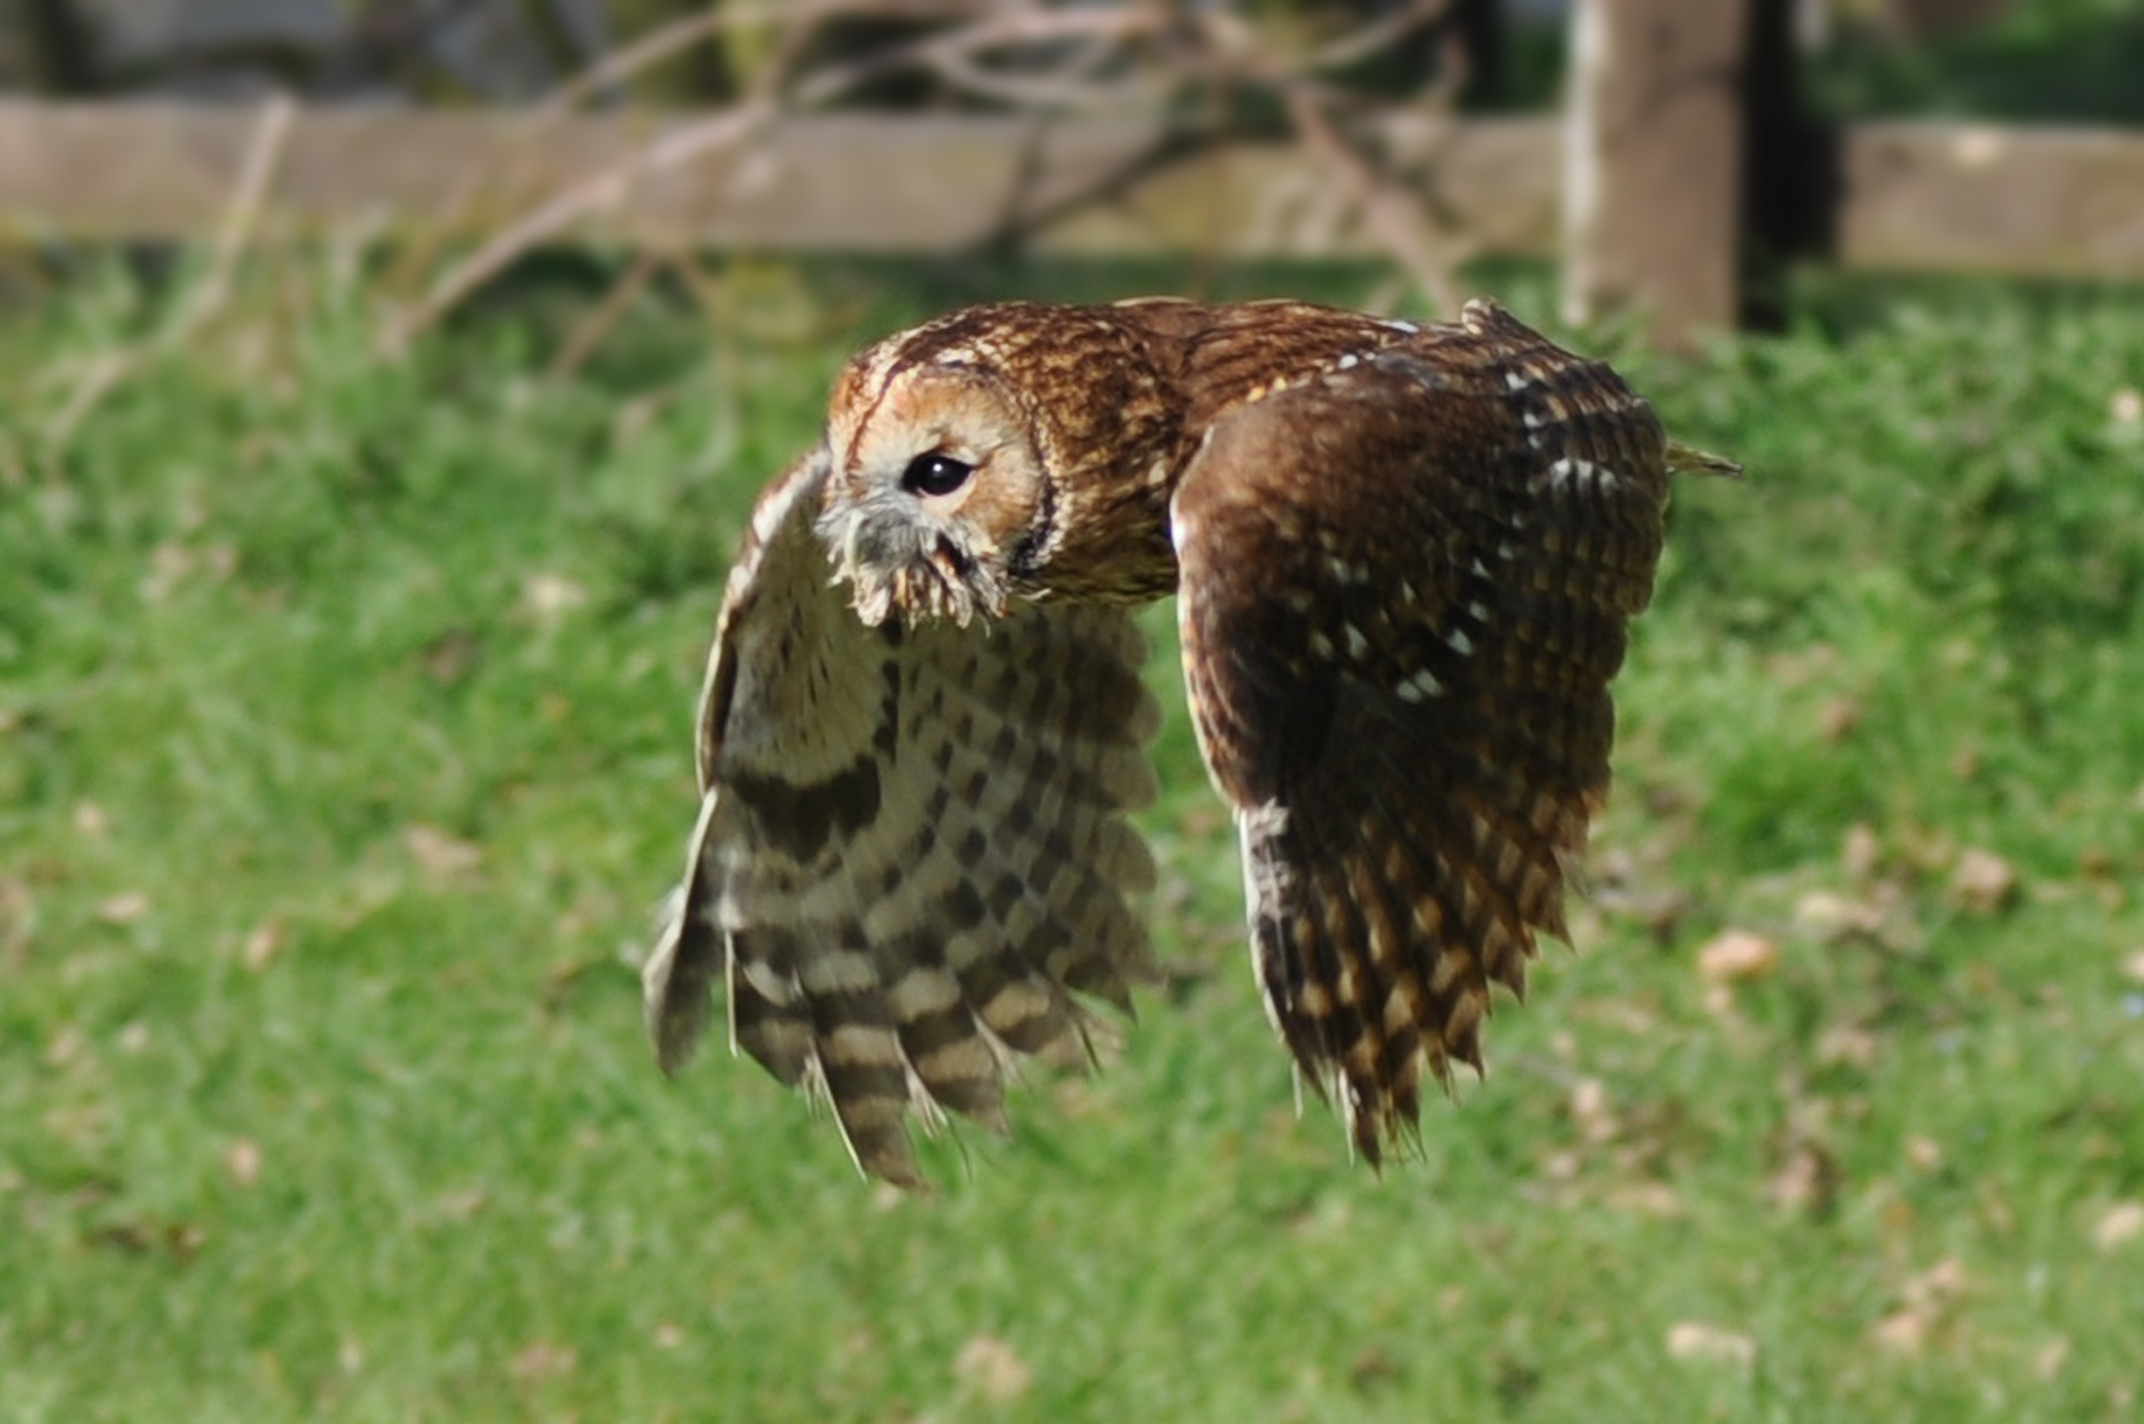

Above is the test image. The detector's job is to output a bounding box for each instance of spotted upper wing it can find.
[1169,300,1671,1162]
[644,451,1163,1186]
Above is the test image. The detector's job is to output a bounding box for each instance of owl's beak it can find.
[819,501,1006,629]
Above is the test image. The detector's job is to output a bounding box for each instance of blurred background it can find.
[4,3,2144,1422]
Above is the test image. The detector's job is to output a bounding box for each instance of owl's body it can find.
[646,297,1733,1186]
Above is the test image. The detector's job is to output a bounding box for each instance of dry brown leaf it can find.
[1949,848,2018,914]
[242,919,287,972]
[1872,1308,1928,1356]
[1793,890,1885,943]
[1696,929,1777,984]
[1909,1257,1969,1304]
[96,891,151,925]
[1817,696,1863,743]
[224,1138,263,1188]
[1768,1142,1840,1216]
[43,1025,86,1070]
[1815,1024,1879,1070]
[404,824,483,880]
[953,1334,1033,1404]
[1349,1346,1402,1389]
[1568,1077,1618,1144]
[1841,822,1881,879]
[2091,1200,2144,1251]
[139,540,192,603]
[1876,1256,1970,1353]
[1665,1321,1756,1367]
[1606,1181,1686,1218]
[422,630,480,686]
[521,572,590,626]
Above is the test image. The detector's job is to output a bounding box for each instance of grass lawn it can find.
[3,254,2143,1422]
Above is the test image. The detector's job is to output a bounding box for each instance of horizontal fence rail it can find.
[1836,121,2144,280]
[1,101,2141,282]
[0,102,1562,260]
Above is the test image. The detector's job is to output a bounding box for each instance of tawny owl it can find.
[644,296,1735,1187]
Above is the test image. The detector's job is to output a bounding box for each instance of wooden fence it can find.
[1,0,2140,343]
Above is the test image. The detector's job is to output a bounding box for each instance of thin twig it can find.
[1189,3,1474,312]
[381,98,778,354]
[545,247,663,381]
[1302,0,1454,76]
[46,93,294,448]
[385,6,1178,351]
[399,0,1479,353]
[186,90,296,323]
[921,42,1162,112]
[1280,80,1472,314]
[534,0,995,116]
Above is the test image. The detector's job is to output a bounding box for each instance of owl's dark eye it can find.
[901,452,974,498]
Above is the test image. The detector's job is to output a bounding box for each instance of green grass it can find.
[4,255,2144,1423]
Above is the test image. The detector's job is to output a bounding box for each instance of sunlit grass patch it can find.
[4,261,2144,1422]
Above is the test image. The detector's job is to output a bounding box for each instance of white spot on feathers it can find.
[1395,667,1445,703]
[1547,456,1614,490]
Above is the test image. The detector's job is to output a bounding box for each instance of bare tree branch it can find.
[1301,0,1454,76]
[534,0,997,117]
[386,6,1189,350]
[1191,3,1473,312]
[393,0,1476,352]
[1279,80,1474,315]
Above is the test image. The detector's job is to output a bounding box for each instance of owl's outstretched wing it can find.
[644,452,1162,1187]
[1170,301,1672,1163]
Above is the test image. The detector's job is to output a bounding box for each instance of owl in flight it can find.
[645,296,1734,1187]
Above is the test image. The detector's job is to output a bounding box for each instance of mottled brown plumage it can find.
[644,296,1735,1184]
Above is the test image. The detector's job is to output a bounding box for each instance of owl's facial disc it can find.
[819,365,1047,628]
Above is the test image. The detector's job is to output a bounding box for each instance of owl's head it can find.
[814,351,1048,628]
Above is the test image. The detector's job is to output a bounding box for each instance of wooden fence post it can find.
[1561,0,1754,345]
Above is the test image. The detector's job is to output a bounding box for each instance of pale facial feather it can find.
[818,365,1049,627]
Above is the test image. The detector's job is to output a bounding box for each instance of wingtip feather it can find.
[1665,439,1743,479]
